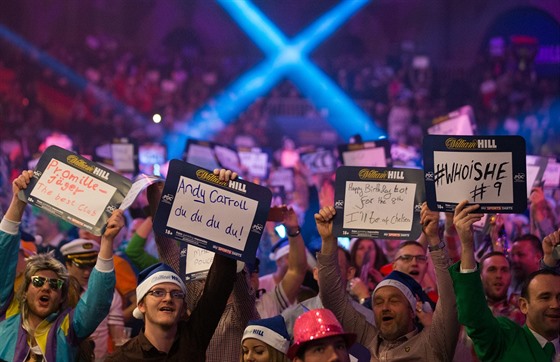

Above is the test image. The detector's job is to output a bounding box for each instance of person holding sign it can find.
[450,200,560,362]
[127,168,248,362]
[315,203,459,360]
[0,170,123,362]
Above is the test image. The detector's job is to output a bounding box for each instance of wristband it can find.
[287,227,301,237]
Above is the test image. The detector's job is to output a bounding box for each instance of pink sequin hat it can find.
[287,308,356,358]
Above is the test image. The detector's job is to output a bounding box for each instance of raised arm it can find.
[541,228,560,271]
[279,206,307,304]
[74,210,124,339]
[0,170,33,304]
[4,170,32,223]
[316,206,377,345]
[449,200,508,361]
[420,202,459,361]
[125,216,159,270]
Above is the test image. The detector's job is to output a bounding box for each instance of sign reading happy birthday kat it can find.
[333,166,425,240]
[153,160,271,263]
[423,135,527,213]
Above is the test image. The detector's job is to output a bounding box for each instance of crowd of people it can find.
[0,161,559,361]
[0,24,559,362]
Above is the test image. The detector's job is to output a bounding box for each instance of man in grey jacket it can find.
[315,203,459,361]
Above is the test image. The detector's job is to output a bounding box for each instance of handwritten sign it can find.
[300,148,337,174]
[338,140,391,167]
[238,147,269,179]
[333,166,425,240]
[23,146,132,235]
[526,155,548,195]
[184,139,220,170]
[542,158,560,188]
[268,167,294,193]
[423,135,527,213]
[94,138,138,174]
[180,244,215,281]
[153,160,272,262]
[428,105,476,136]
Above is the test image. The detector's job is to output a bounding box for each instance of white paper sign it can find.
[433,151,513,204]
[342,181,417,231]
[167,176,258,251]
[30,158,116,225]
[428,114,474,135]
[185,244,215,279]
[342,147,387,167]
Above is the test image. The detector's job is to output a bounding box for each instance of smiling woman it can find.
[241,316,290,362]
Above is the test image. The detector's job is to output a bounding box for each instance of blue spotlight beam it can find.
[294,0,370,55]
[173,0,384,159]
[0,24,146,122]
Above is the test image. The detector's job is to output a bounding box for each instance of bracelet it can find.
[287,227,301,237]
[428,240,446,252]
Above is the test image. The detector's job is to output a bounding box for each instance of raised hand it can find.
[453,200,483,248]
[103,209,125,241]
[314,206,336,239]
[542,228,560,267]
[5,170,33,222]
[315,206,337,255]
[213,168,238,182]
[453,200,483,269]
[420,202,440,241]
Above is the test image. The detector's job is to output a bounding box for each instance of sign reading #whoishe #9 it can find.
[153,160,271,263]
[423,135,527,213]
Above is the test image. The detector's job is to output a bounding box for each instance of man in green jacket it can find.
[450,200,559,362]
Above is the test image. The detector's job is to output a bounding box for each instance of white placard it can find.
[167,176,258,251]
[239,150,268,178]
[342,181,417,231]
[433,151,513,204]
[186,143,220,170]
[185,244,215,277]
[30,158,116,225]
[342,147,387,167]
[111,143,135,172]
[428,114,474,135]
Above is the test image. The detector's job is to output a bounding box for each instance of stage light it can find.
[167,0,385,159]
[153,114,162,123]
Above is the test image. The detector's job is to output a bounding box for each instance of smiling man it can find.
[479,252,525,325]
[451,200,560,361]
[315,203,459,360]
[107,258,236,361]
[0,170,122,361]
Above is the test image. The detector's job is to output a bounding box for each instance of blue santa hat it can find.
[242,315,290,354]
[133,263,187,319]
[373,270,430,315]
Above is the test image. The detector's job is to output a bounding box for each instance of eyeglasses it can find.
[31,275,65,290]
[395,254,428,263]
[146,289,185,300]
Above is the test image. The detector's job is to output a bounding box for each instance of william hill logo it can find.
[93,167,110,180]
[196,169,227,186]
[358,169,404,180]
[359,169,387,180]
[445,138,497,150]
[67,155,94,173]
[229,180,247,193]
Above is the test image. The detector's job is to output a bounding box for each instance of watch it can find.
[428,240,446,252]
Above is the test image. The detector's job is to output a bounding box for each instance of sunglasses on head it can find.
[31,275,64,290]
